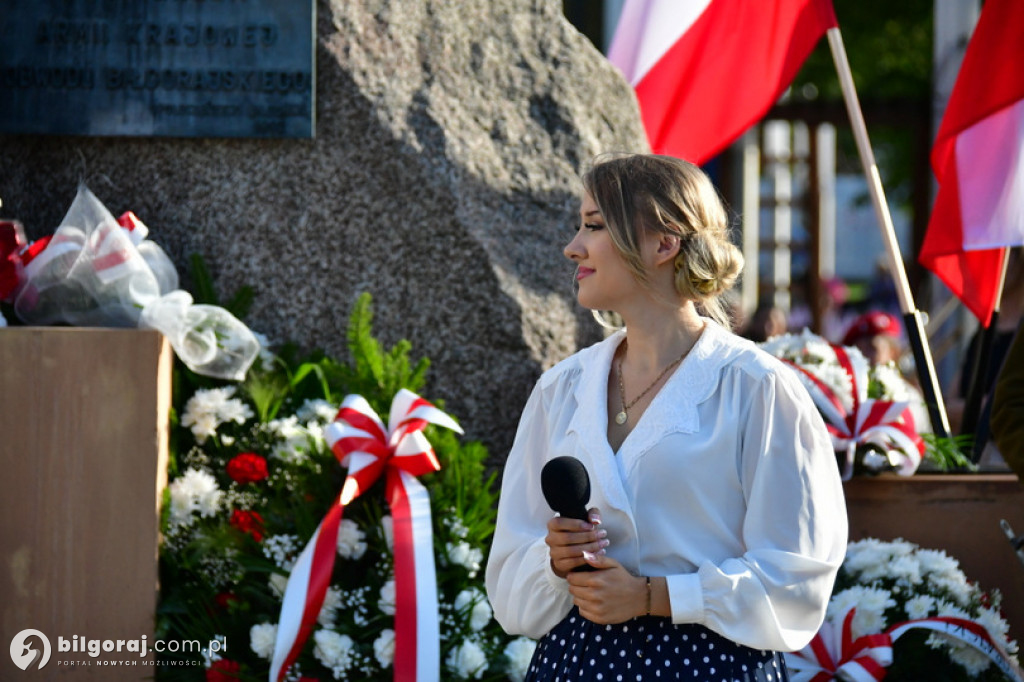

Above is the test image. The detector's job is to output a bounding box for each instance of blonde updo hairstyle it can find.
[581,154,744,329]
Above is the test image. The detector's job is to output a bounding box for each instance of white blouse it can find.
[485,321,848,652]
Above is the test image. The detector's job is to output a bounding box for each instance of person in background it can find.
[841,310,903,367]
[841,310,932,434]
[486,154,847,682]
[742,299,789,343]
[990,322,1024,483]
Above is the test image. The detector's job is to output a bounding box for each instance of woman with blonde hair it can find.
[486,154,848,681]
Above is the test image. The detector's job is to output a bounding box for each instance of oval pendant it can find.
[615,411,628,425]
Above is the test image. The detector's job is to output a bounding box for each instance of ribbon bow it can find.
[784,345,924,480]
[787,607,1024,682]
[269,389,463,682]
[786,608,893,682]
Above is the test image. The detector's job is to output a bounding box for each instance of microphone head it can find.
[541,456,591,521]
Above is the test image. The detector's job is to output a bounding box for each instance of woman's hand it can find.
[545,508,609,578]
[566,553,650,624]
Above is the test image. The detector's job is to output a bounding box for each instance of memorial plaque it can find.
[0,0,315,138]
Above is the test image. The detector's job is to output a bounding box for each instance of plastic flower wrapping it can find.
[0,186,258,381]
[157,294,535,681]
[759,329,952,479]
[786,538,1021,681]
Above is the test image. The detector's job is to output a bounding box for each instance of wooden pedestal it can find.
[844,473,1024,640]
[1,328,172,680]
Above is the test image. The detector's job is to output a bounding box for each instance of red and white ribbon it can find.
[269,389,463,682]
[786,608,892,682]
[784,345,924,480]
[786,607,1023,682]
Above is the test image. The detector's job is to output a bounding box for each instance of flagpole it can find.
[825,27,952,439]
[961,248,1011,459]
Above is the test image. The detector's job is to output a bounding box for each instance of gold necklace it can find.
[614,347,688,425]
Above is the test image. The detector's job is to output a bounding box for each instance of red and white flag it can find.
[607,0,837,164]
[919,0,1024,327]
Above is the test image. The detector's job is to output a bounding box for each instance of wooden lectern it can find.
[1,328,171,681]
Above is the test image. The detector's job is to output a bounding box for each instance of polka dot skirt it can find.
[525,607,789,682]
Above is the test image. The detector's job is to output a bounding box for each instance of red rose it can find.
[226,453,269,484]
[214,592,239,610]
[206,659,240,682]
[230,509,265,542]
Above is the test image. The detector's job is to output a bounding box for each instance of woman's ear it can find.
[653,233,681,266]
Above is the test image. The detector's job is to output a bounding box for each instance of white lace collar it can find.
[565,319,738,461]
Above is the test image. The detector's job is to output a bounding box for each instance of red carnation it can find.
[226,453,269,484]
[214,592,239,610]
[206,659,240,682]
[230,509,265,542]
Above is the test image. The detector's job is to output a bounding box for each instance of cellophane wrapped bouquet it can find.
[158,293,535,681]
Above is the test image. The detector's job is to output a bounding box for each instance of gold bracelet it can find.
[645,576,652,616]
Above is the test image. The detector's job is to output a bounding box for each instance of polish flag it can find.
[919,0,1024,327]
[607,0,837,165]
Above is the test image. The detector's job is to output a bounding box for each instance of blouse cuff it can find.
[666,573,704,624]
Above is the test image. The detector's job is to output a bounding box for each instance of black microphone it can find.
[541,456,597,572]
[541,456,592,521]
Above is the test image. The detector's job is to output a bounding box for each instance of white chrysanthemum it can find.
[378,579,397,615]
[904,594,936,619]
[266,415,316,461]
[448,541,483,577]
[945,639,993,677]
[373,629,396,668]
[168,468,223,527]
[975,606,1013,652]
[843,538,889,574]
[503,637,537,682]
[916,548,964,580]
[249,622,277,660]
[268,572,289,599]
[928,573,974,608]
[888,554,923,587]
[455,588,492,631]
[827,586,895,638]
[217,397,254,425]
[313,630,355,678]
[184,411,219,443]
[297,398,339,424]
[872,363,908,400]
[318,586,343,627]
[337,519,368,560]
[181,387,252,443]
[446,639,488,680]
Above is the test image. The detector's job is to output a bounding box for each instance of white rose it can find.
[446,639,488,680]
[336,518,368,560]
[455,588,492,631]
[373,628,396,668]
[503,637,537,682]
[378,579,397,615]
[249,622,277,660]
[313,629,355,673]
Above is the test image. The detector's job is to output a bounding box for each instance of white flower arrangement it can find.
[759,329,968,477]
[157,294,531,681]
[789,538,1020,681]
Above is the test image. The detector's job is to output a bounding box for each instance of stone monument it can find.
[0,0,649,457]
